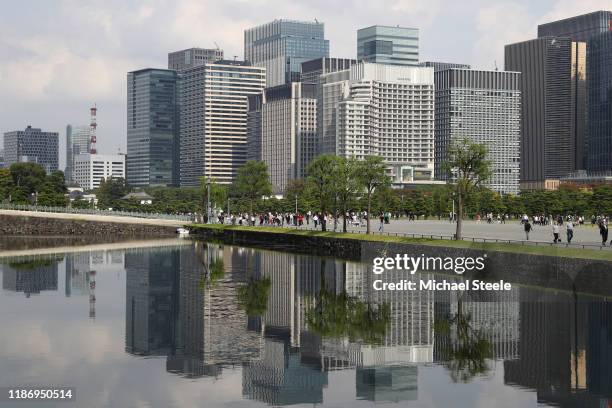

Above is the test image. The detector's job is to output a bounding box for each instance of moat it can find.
[0,237,611,407]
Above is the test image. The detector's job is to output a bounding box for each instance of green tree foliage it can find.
[233,161,272,214]
[355,156,390,234]
[307,155,340,231]
[0,168,14,202]
[443,140,492,240]
[3,163,67,205]
[96,177,129,209]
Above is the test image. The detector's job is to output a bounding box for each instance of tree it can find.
[96,177,129,209]
[355,156,390,234]
[0,168,14,202]
[307,155,340,231]
[9,162,47,197]
[233,161,272,214]
[334,158,359,232]
[443,140,491,240]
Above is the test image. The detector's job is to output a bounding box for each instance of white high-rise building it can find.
[179,60,266,186]
[73,153,126,190]
[322,63,435,183]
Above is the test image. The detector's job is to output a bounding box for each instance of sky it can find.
[0,0,610,169]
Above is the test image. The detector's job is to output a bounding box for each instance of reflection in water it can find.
[1,242,612,407]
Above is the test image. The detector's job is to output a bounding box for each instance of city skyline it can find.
[1,1,610,170]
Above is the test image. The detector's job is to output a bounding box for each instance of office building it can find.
[505,37,586,188]
[357,25,419,66]
[179,60,266,186]
[126,68,179,187]
[248,83,317,194]
[301,58,356,156]
[419,61,471,72]
[65,124,90,183]
[0,149,4,168]
[322,63,434,183]
[538,11,612,42]
[244,19,329,87]
[168,47,224,71]
[73,153,126,190]
[586,31,612,172]
[3,126,59,173]
[434,68,521,194]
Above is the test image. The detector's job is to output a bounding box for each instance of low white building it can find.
[73,153,126,190]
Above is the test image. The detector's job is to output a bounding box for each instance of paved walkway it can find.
[299,218,611,248]
[0,209,184,227]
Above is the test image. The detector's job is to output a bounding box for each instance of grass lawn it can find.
[188,224,612,262]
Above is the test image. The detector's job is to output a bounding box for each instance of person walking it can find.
[313,214,319,229]
[600,220,609,246]
[378,213,384,232]
[524,219,532,240]
[552,222,560,243]
[566,220,574,244]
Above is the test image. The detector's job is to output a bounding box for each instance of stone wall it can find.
[190,226,612,297]
[0,214,177,236]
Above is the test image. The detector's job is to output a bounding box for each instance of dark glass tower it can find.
[538,11,612,42]
[126,68,179,187]
[244,19,329,87]
[586,31,612,172]
[505,37,586,187]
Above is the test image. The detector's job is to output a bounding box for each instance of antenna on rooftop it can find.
[494,60,498,71]
[214,41,220,50]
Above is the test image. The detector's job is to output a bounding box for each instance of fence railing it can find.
[0,203,193,222]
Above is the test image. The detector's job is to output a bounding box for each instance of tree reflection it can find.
[195,242,225,289]
[306,290,391,344]
[435,299,492,383]
[236,278,271,317]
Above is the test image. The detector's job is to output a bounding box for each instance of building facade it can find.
[248,83,317,194]
[3,126,59,173]
[419,61,471,72]
[65,124,90,183]
[301,58,356,156]
[586,31,612,172]
[538,11,612,42]
[73,153,126,190]
[244,19,329,87]
[325,63,435,182]
[168,47,224,71]
[434,68,521,195]
[179,61,266,186]
[357,25,419,66]
[126,68,179,187]
[505,37,586,186]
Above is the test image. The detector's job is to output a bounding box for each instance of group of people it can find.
[521,214,610,245]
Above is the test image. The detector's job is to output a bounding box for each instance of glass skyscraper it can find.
[3,126,59,174]
[538,11,612,43]
[65,124,90,183]
[126,68,179,187]
[244,19,329,87]
[586,31,612,172]
[357,25,419,66]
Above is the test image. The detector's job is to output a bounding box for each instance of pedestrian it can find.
[552,222,560,243]
[566,220,574,244]
[313,214,319,229]
[378,213,384,232]
[600,220,609,246]
[524,220,532,240]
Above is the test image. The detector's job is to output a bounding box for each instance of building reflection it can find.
[1,257,59,297]
[118,242,612,407]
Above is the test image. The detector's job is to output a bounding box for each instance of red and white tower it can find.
[89,104,97,154]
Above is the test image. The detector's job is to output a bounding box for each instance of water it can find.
[0,238,610,408]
